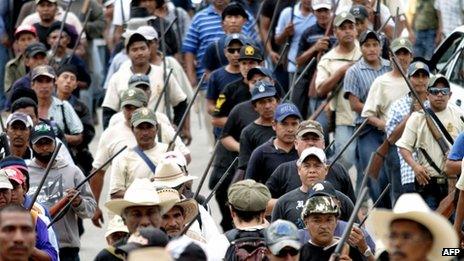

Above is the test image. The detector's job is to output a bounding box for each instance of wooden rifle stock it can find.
[425,115,450,154]
[309,81,342,120]
[437,188,456,218]
[49,197,70,217]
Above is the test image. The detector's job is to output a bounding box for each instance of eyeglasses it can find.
[428,87,450,96]
[276,247,299,257]
[227,48,241,54]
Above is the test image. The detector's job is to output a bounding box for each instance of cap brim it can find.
[335,18,355,27]
[238,57,263,62]
[392,46,412,54]
[367,209,458,261]
[7,118,29,128]
[132,119,157,127]
[269,240,301,255]
[297,153,325,166]
[312,4,331,10]
[116,242,142,255]
[297,129,324,139]
[251,91,277,102]
[31,135,55,145]
[409,68,429,77]
[153,175,197,189]
[128,82,150,89]
[32,72,55,81]
[121,100,145,108]
[276,113,301,122]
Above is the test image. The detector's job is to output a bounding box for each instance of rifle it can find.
[262,0,282,58]
[193,140,220,200]
[180,157,238,236]
[0,117,9,160]
[27,143,62,211]
[281,57,316,102]
[62,8,92,66]
[49,0,73,63]
[328,119,368,171]
[272,43,289,74]
[358,183,391,227]
[153,68,174,112]
[373,0,382,31]
[159,14,171,121]
[331,187,369,261]
[47,145,127,221]
[167,73,206,151]
[309,80,342,120]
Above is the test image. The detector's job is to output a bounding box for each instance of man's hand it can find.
[313,36,330,52]
[348,225,368,253]
[181,129,192,146]
[413,164,430,185]
[65,188,82,207]
[269,51,280,64]
[92,207,104,227]
[284,23,295,37]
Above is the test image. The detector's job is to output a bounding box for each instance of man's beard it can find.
[33,151,53,163]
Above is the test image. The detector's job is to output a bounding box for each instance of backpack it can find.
[224,229,269,261]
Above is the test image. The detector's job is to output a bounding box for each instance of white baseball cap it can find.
[297,147,327,166]
[312,0,332,10]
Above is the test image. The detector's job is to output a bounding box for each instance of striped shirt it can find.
[181,5,258,88]
[385,94,415,185]
[343,58,391,124]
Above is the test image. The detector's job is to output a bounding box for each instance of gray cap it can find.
[128,74,150,89]
[131,107,158,127]
[390,37,413,54]
[334,12,356,27]
[228,179,271,212]
[31,65,55,81]
[120,88,148,108]
[265,220,301,255]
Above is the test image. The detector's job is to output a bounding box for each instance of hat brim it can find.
[429,76,450,87]
[269,240,301,255]
[367,209,458,261]
[31,135,55,145]
[392,46,413,54]
[175,199,199,226]
[105,198,177,216]
[0,181,13,190]
[251,91,277,102]
[276,113,302,123]
[121,100,145,109]
[153,175,197,189]
[297,129,324,139]
[128,82,150,89]
[238,57,263,62]
[408,68,430,77]
[335,18,355,27]
[312,4,331,10]
[132,119,157,128]
[32,72,55,81]
[247,68,271,80]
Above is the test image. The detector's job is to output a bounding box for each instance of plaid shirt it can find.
[386,94,416,185]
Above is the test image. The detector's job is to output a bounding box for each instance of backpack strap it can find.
[425,107,454,144]
[60,103,71,135]
[133,146,157,174]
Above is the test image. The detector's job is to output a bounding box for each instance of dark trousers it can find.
[60,247,80,261]
[414,177,448,210]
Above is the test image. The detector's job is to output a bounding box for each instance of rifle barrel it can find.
[262,0,282,57]
[358,183,391,227]
[272,43,289,74]
[281,57,316,102]
[193,140,220,200]
[47,191,81,228]
[63,8,92,66]
[153,68,174,112]
[49,1,73,62]
[27,143,62,210]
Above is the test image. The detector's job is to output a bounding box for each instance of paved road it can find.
[79,109,221,260]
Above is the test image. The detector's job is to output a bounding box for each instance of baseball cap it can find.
[274,103,302,122]
[0,156,28,172]
[225,33,247,47]
[121,88,148,108]
[6,112,33,128]
[104,0,116,7]
[125,31,148,51]
[297,147,327,166]
[227,179,271,212]
[35,0,57,4]
[390,37,413,54]
[116,227,169,255]
[296,120,324,139]
[105,215,129,238]
[56,64,78,78]
[334,12,356,27]
[3,168,25,186]
[128,74,150,89]
[31,65,56,81]
[428,74,450,88]
[137,26,159,41]
[350,5,369,20]
[301,195,339,219]
[46,21,78,48]
[222,2,248,20]
[131,107,158,127]
[30,122,55,144]
[24,42,47,58]
[14,25,37,39]
[308,181,337,198]
[312,0,332,10]
[238,45,263,62]
[0,170,13,190]
[265,220,301,255]
[359,30,380,45]
[251,80,276,102]
[407,61,430,77]
[246,66,273,81]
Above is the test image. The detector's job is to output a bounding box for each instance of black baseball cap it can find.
[25,42,47,58]
[359,30,381,45]
[46,21,78,48]
[222,2,248,20]
[308,181,337,199]
[30,122,56,144]
[238,45,263,62]
[350,5,369,20]
[116,227,168,255]
[246,66,273,81]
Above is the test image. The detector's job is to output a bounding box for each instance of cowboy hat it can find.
[157,188,199,226]
[152,159,196,188]
[105,178,177,216]
[366,193,458,261]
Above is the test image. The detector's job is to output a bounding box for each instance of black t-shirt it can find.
[261,0,293,51]
[94,248,124,261]
[206,67,242,101]
[271,188,354,229]
[245,138,299,184]
[299,240,365,261]
[265,160,356,203]
[33,23,51,45]
[238,122,275,169]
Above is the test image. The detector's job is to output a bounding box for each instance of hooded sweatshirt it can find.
[27,156,96,248]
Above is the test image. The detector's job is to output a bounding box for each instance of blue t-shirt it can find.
[206,67,242,101]
[449,132,464,160]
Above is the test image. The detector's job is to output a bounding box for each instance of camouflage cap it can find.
[334,12,355,27]
[407,61,430,77]
[297,120,324,139]
[301,195,339,220]
[227,179,271,212]
[31,65,55,81]
[390,37,413,54]
[121,88,148,108]
[131,107,158,127]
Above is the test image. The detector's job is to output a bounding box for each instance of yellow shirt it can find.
[396,104,464,177]
[316,45,362,126]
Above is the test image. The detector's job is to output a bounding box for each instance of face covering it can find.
[32,150,53,163]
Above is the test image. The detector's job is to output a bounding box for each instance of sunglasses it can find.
[276,247,299,257]
[227,48,241,54]
[428,87,450,96]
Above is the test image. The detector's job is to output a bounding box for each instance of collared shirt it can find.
[181,5,258,87]
[4,54,26,92]
[386,94,415,184]
[49,96,84,135]
[275,3,316,72]
[343,57,391,124]
[245,138,299,184]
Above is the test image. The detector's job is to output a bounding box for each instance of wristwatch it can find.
[364,247,373,257]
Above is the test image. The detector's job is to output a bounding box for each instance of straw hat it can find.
[157,188,199,225]
[366,193,458,261]
[105,179,177,216]
[152,160,196,188]
[105,215,129,238]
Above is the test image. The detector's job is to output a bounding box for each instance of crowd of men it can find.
[0,0,462,260]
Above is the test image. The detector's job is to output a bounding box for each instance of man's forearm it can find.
[211,117,227,128]
[221,136,239,152]
[444,160,461,176]
[184,52,197,85]
[399,147,417,168]
[65,133,83,146]
[317,70,344,97]
[31,247,52,261]
[89,169,104,204]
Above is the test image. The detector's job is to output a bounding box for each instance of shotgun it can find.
[358,183,391,227]
[61,8,92,66]
[281,57,316,102]
[193,140,220,201]
[49,0,73,63]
